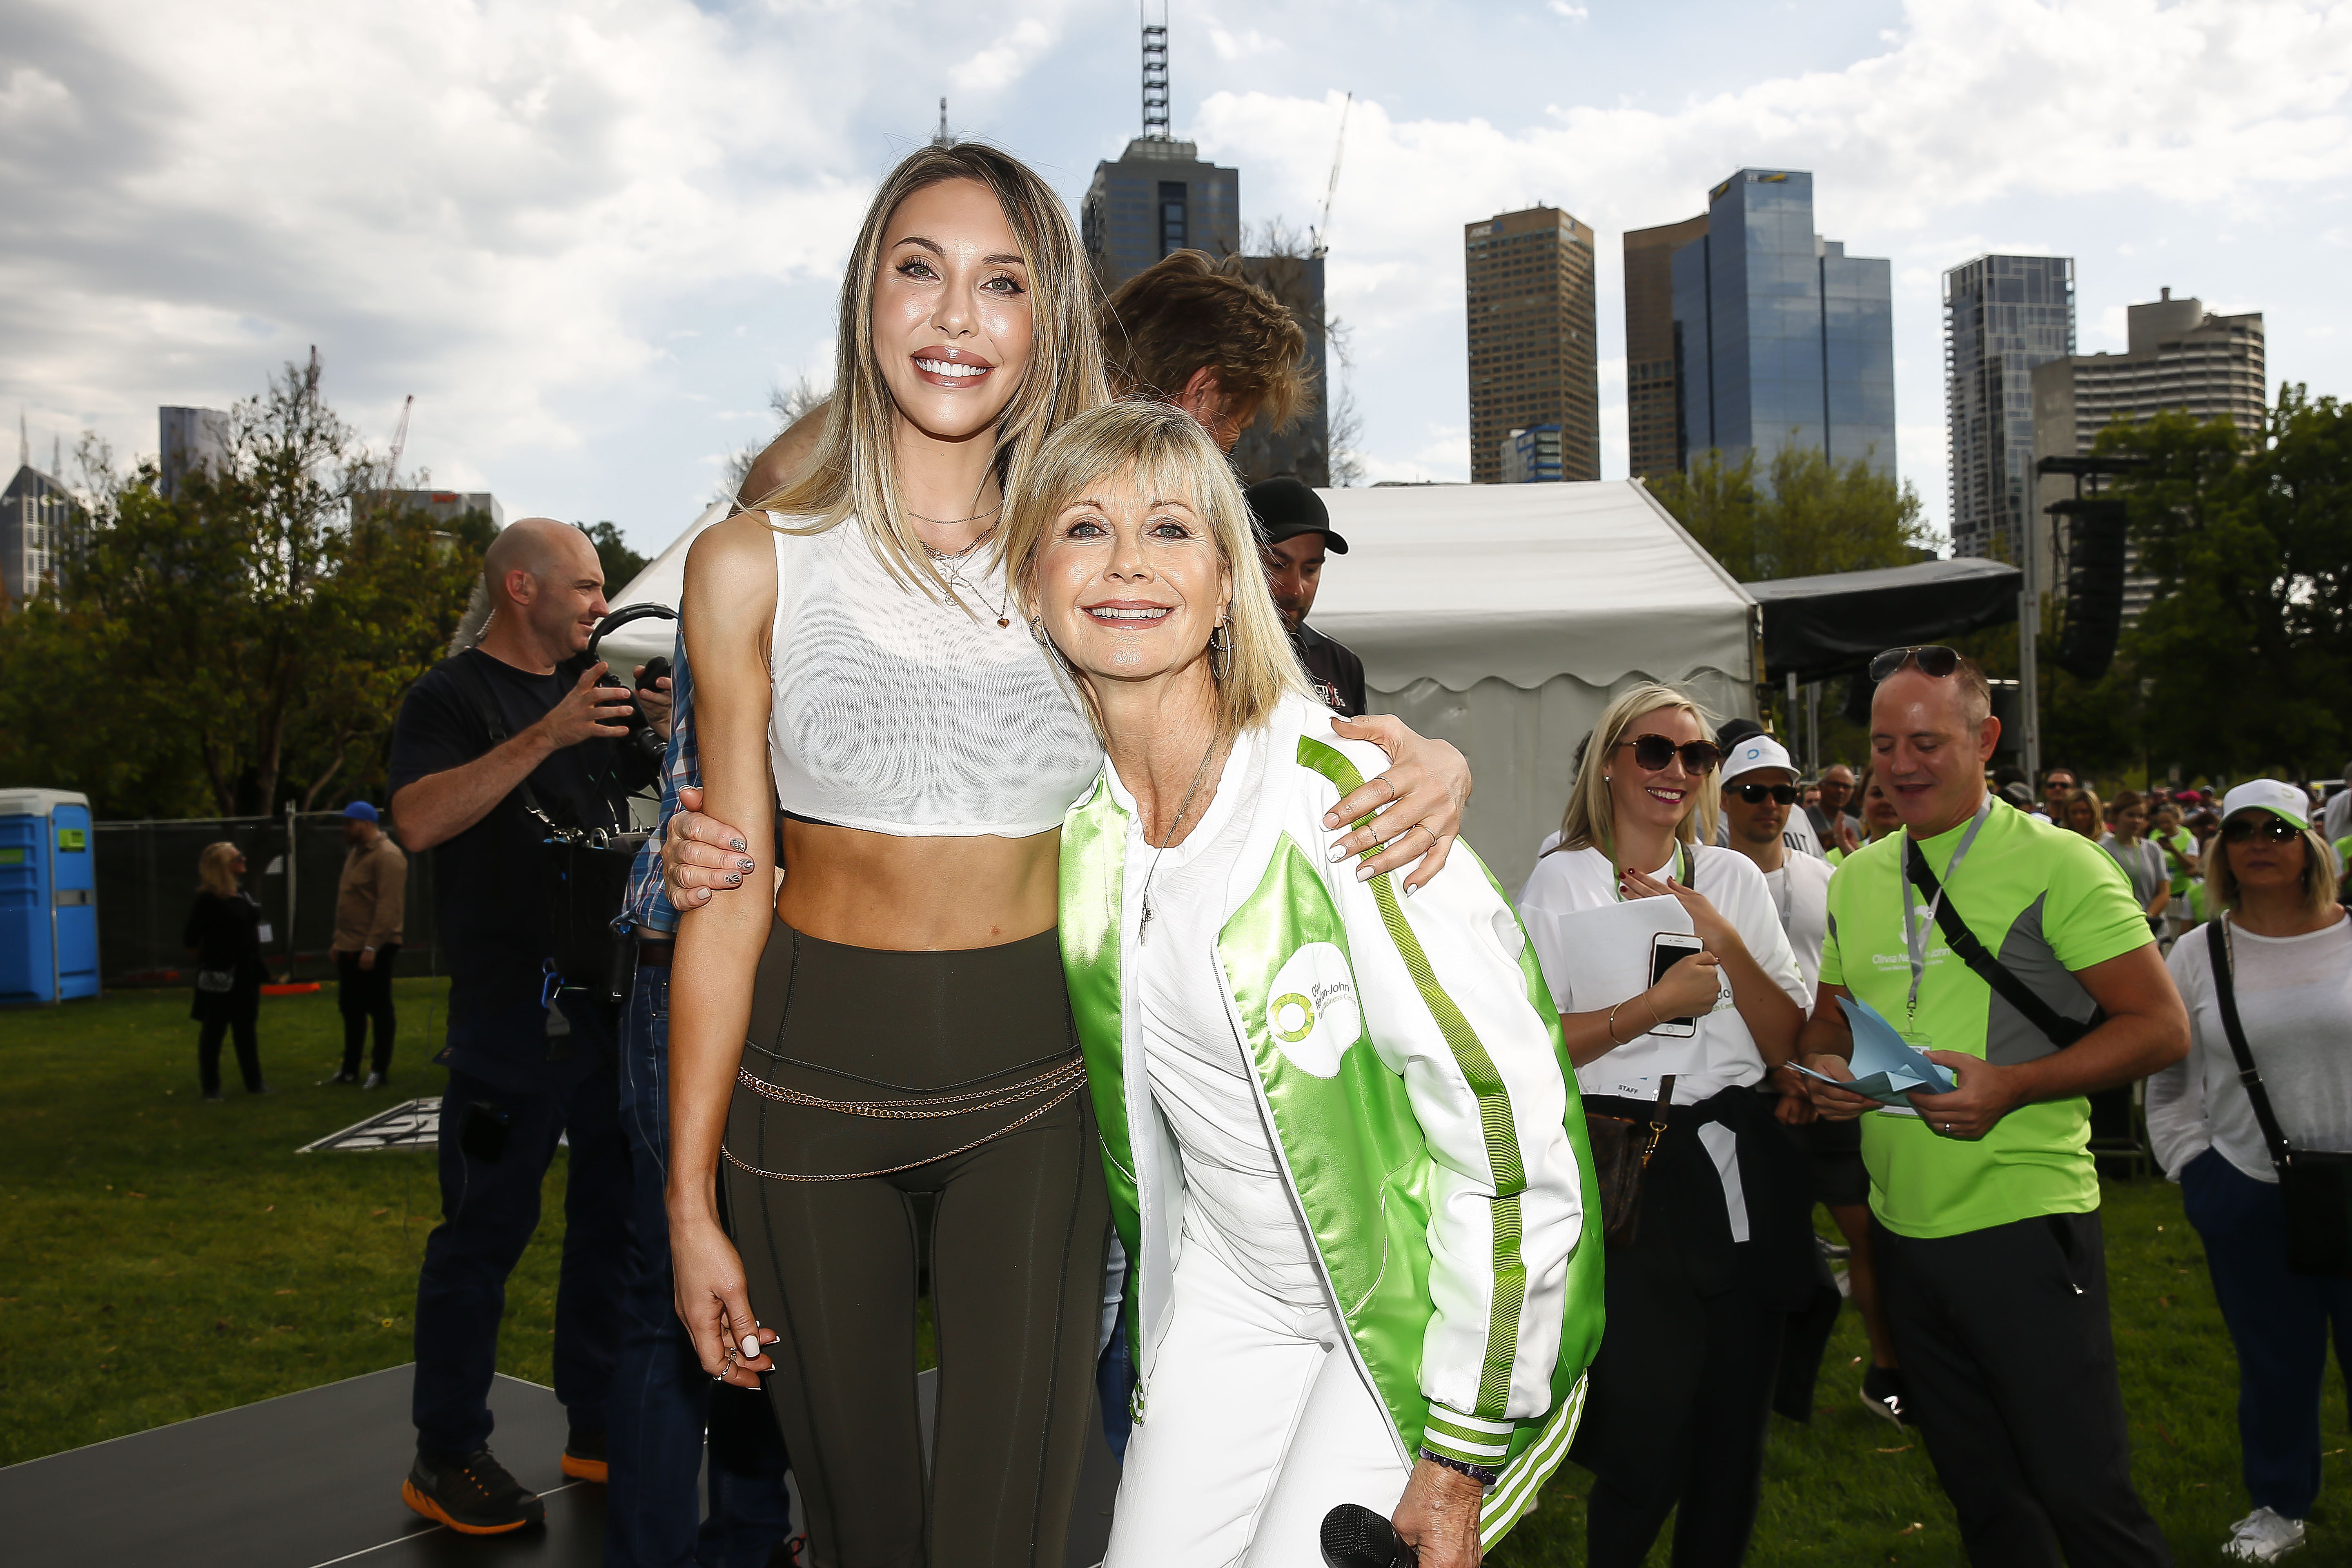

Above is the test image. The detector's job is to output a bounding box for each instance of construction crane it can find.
[385,394,413,479]
[1312,94,1352,258]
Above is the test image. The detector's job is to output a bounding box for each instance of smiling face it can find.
[1606,704,1708,847]
[871,178,1033,445]
[1860,774,1902,838]
[1871,669,1997,837]
[1035,463,1229,692]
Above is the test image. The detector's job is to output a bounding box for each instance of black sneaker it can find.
[331,1070,359,1085]
[403,1447,546,1535]
[1862,1364,1909,1428]
[560,1427,607,1484]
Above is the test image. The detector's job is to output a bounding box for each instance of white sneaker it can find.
[2225,1508,2307,1562]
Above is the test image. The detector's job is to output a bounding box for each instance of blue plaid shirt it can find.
[616,630,695,937]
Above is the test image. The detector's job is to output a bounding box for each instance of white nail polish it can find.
[1356,862,1377,882]
[742,1334,761,1358]
[1326,843,1348,863]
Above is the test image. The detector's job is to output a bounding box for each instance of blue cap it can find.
[342,800,379,822]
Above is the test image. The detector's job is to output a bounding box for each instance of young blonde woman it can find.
[1515,687,1812,1568]
[1001,397,1593,1568]
[2062,785,2106,841]
[184,841,269,1100]
[666,144,1470,1568]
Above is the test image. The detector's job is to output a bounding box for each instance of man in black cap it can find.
[1246,475,1367,717]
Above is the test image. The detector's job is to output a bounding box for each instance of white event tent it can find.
[597,479,1759,891]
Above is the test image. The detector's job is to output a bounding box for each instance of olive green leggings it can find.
[722,919,1109,1568]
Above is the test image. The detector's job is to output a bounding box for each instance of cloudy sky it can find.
[6,0,2350,556]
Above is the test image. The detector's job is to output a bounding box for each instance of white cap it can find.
[1721,735,1797,786]
[2221,778,2311,831]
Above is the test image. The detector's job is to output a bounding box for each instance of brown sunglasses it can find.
[1615,733,1724,774]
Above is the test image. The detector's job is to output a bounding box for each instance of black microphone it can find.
[1321,1503,1418,1568]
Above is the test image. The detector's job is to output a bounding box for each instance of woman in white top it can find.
[664,146,1472,1568]
[1515,685,1813,1568]
[2098,788,2171,935]
[2147,779,2352,1567]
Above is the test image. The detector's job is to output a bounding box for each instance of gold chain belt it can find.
[722,1055,1088,1183]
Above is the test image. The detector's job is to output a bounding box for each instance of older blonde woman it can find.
[666,144,1474,1568]
[1001,399,1597,1568]
[184,841,270,1100]
[1515,686,1811,1568]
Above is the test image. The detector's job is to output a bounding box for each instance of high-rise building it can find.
[1501,425,1564,483]
[1944,255,2076,560]
[1081,138,1241,293]
[1668,170,1895,478]
[2,463,80,610]
[368,490,507,530]
[2030,288,2266,618]
[1623,215,1708,479]
[159,406,228,499]
[1464,206,1600,485]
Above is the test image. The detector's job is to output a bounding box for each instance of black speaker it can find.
[2052,498,2128,682]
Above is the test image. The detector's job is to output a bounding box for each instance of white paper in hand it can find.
[1790,996,1958,1107]
[1522,895,1707,1085]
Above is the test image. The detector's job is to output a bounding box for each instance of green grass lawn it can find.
[5,984,2350,1563]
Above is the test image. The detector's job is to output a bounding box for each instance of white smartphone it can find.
[1646,932,1705,1038]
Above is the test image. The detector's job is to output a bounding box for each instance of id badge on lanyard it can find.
[1898,799,1994,1050]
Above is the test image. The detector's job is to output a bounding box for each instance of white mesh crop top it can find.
[764,516,1104,837]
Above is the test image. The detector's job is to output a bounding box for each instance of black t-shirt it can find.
[1290,622,1368,719]
[388,650,652,1030]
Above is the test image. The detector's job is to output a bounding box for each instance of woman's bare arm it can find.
[666,511,784,1387]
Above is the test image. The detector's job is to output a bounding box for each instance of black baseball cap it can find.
[1245,475,1348,554]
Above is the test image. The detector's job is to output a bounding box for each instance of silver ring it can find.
[1943,1122,1953,1133]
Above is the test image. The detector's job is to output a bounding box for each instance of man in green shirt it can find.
[1801,648,2189,1568]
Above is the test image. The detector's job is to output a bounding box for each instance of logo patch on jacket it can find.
[1265,942,1362,1078]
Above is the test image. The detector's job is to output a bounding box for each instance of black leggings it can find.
[196,992,262,1094]
[722,919,1108,1568]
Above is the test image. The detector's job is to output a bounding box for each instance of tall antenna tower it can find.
[932,97,952,147]
[1140,1,1170,139]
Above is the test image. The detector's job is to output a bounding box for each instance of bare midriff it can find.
[773,817,1063,951]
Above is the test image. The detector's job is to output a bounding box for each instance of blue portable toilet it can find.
[0,788,100,1005]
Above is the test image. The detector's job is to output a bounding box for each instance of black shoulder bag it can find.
[1906,840,2102,1051]
[443,652,646,1001]
[2204,919,2352,1278]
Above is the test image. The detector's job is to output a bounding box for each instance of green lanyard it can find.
[1615,841,1689,902]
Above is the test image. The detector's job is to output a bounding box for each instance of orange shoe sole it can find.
[560,1452,608,1484]
[402,1477,540,1534]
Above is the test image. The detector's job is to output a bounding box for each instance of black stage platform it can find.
[0,1364,1118,1568]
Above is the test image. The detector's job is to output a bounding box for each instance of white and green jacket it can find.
[1059,695,1605,1544]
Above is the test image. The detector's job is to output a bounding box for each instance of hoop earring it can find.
[1029,615,1076,677]
[1208,615,1233,682]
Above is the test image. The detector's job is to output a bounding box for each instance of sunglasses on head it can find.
[1615,733,1723,774]
[1731,782,1799,805]
[1868,645,1960,682]
[2223,815,2303,844]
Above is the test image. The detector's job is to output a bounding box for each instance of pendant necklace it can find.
[1137,731,1225,945]
[924,524,1011,627]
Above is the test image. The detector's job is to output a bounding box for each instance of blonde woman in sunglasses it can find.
[1516,685,1811,1568]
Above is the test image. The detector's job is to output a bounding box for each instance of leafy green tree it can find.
[582,520,649,596]
[0,356,480,817]
[1647,442,1929,582]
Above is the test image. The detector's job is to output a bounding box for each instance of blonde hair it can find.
[198,842,242,899]
[2062,786,2105,839]
[1002,399,1311,741]
[1549,682,1722,857]
[2208,815,2339,920]
[747,143,1107,603]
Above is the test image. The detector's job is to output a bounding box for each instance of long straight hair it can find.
[1549,682,1721,858]
[2207,816,2339,919]
[748,143,1107,601]
[1002,399,1312,742]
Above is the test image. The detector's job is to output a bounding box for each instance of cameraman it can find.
[388,517,667,1535]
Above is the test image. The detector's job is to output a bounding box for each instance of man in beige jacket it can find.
[332,800,408,1087]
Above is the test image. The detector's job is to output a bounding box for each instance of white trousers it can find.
[1104,1237,1411,1568]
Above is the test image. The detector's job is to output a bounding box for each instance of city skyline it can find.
[1465,205,1601,485]
[3,0,2345,555]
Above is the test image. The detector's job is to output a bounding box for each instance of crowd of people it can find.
[266,136,2352,1568]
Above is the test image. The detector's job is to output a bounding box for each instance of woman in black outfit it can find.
[185,841,270,1100]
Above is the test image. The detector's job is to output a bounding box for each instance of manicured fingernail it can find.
[1326,843,1348,863]
[1356,862,1377,882]
[1323,813,1339,828]
[738,858,755,871]
[729,838,747,851]
[726,872,742,884]
[742,1334,761,1358]
[1405,881,1421,898]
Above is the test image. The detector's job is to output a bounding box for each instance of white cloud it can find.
[1548,3,1591,19]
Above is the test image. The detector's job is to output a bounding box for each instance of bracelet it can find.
[1604,1001,1629,1046]
[1419,1448,1500,1486]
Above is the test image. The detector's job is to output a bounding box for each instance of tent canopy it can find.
[1747,557,2021,684]
[1310,481,1757,692]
